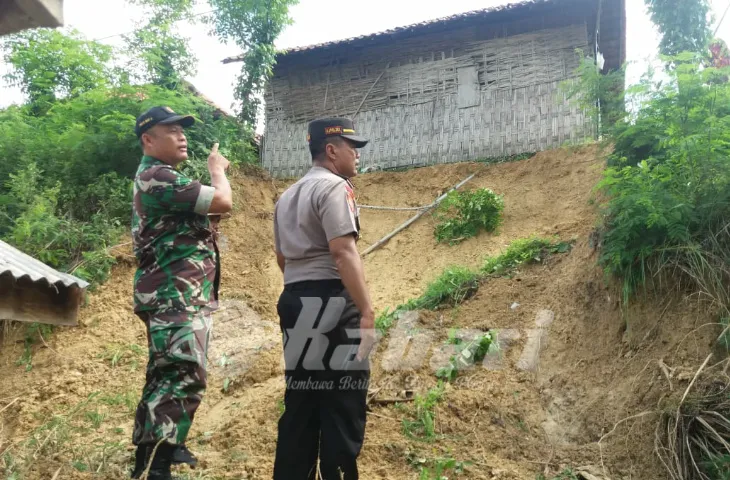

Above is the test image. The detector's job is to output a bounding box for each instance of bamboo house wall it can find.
[261,8,608,178]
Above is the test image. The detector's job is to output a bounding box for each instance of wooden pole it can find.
[353,62,391,119]
[360,173,476,257]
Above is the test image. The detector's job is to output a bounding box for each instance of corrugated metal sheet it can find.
[222,0,560,63]
[0,240,89,289]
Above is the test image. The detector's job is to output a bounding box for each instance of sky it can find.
[1,0,730,119]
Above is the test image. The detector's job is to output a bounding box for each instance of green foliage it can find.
[402,382,446,441]
[0,21,261,288]
[435,333,493,382]
[125,0,197,88]
[703,453,730,479]
[433,188,504,244]
[1,392,132,478]
[413,456,470,479]
[205,0,298,124]
[13,323,55,372]
[99,391,138,414]
[645,0,712,57]
[595,58,730,302]
[1,169,122,284]
[374,237,571,334]
[375,306,402,334]
[560,50,626,136]
[406,266,480,311]
[0,79,256,285]
[98,343,145,370]
[2,28,113,111]
[84,410,107,429]
[719,317,730,352]
[481,236,572,276]
[609,57,730,167]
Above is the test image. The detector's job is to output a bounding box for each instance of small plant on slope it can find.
[482,236,571,276]
[406,266,480,311]
[434,188,504,244]
[416,456,471,479]
[436,333,493,382]
[374,237,573,335]
[402,382,446,441]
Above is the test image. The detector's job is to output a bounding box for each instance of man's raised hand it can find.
[208,143,230,172]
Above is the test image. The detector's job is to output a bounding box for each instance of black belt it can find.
[284,279,344,291]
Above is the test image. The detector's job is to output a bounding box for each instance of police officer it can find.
[272,117,376,480]
[130,106,233,480]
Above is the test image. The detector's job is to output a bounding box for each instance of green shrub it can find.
[594,59,730,304]
[0,84,256,286]
[433,188,504,244]
[560,49,626,139]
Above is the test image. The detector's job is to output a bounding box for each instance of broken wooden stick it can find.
[369,397,415,405]
[353,62,390,119]
[361,173,476,257]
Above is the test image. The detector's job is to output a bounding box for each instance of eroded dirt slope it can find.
[0,146,718,480]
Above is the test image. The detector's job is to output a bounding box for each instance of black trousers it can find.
[273,280,370,480]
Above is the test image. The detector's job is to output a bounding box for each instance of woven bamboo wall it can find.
[263,22,592,178]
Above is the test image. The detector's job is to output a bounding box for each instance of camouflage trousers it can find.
[133,307,212,446]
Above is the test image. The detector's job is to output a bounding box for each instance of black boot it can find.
[130,444,150,479]
[146,443,175,480]
[172,444,198,468]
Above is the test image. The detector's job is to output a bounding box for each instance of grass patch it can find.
[98,342,145,369]
[433,188,504,245]
[1,392,131,478]
[84,410,107,430]
[409,455,471,479]
[99,390,138,414]
[13,322,55,372]
[402,382,446,441]
[375,236,573,335]
[407,266,480,311]
[482,236,571,276]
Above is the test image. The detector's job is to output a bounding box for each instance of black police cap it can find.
[135,106,195,138]
[307,117,368,148]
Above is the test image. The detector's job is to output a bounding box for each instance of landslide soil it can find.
[0,146,719,479]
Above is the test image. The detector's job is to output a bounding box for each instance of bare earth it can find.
[0,145,716,479]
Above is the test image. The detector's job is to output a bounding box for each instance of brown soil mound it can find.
[0,145,721,480]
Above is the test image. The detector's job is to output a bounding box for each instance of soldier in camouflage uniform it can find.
[129,106,233,480]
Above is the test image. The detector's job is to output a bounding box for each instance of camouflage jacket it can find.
[131,156,219,314]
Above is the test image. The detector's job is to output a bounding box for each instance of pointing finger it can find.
[211,143,219,154]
